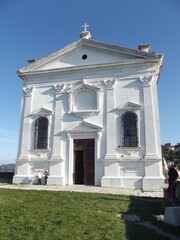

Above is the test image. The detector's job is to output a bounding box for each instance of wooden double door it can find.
[73,139,95,185]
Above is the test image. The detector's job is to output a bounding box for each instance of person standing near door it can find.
[44,170,49,185]
[37,171,42,185]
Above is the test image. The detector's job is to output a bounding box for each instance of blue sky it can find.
[0,0,180,164]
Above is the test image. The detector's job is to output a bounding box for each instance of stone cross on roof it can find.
[80,23,91,39]
[82,23,89,32]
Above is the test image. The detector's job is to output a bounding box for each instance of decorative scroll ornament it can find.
[104,79,115,89]
[23,86,33,96]
[140,76,152,86]
[54,84,64,93]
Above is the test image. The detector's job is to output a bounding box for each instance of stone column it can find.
[18,87,33,159]
[104,79,117,160]
[141,76,158,159]
[96,132,102,160]
[141,76,164,191]
[14,87,33,183]
[48,84,64,185]
[96,89,101,110]
[67,84,73,113]
[101,82,119,185]
[67,134,73,185]
[51,84,64,161]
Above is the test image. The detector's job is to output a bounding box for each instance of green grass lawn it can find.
[0,189,179,240]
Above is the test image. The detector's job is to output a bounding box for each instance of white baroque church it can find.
[13,24,164,192]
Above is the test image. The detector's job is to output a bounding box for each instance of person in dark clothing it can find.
[44,170,49,185]
[168,162,179,199]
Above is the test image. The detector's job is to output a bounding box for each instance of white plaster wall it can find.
[115,79,142,105]
[32,87,54,112]
[119,162,145,176]
[16,162,29,175]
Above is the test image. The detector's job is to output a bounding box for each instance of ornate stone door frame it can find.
[67,132,99,185]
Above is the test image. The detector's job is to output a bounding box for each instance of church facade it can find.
[13,25,164,192]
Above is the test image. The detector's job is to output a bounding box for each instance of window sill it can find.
[117,146,142,151]
[68,110,100,118]
[29,148,51,153]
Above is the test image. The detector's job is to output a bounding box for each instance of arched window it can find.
[34,117,48,149]
[122,112,138,147]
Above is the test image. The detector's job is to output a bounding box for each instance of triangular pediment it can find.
[116,101,142,110]
[17,38,162,76]
[30,108,53,117]
[67,80,100,94]
[64,121,102,133]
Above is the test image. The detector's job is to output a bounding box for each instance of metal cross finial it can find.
[82,23,89,32]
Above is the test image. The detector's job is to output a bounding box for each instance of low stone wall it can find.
[0,172,14,183]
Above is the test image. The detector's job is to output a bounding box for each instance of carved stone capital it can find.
[104,79,115,89]
[140,76,152,87]
[54,84,64,93]
[23,87,33,96]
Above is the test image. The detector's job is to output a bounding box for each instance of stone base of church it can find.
[13,175,32,184]
[46,176,64,185]
[142,177,164,191]
[101,176,164,192]
[13,175,64,185]
[101,176,142,189]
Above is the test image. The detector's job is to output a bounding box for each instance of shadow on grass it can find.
[123,196,180,240]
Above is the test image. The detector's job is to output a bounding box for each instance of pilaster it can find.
[51,84,64,161]
[104,79,117,160]
[67,134,73,185]
[140,76,158,159]
[18,87,33,159]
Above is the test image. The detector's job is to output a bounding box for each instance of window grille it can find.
[122,112,138,147]
[34,117,48,149]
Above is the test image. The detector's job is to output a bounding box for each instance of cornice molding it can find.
[17,59,160,80]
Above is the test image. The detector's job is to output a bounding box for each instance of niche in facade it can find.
[67,81,101,118]
[74,90,96,111]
